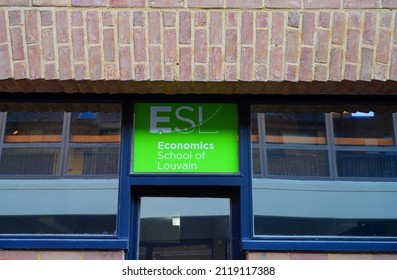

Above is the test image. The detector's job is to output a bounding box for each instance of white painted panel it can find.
[0,179,118,215]
[253,179,397,219]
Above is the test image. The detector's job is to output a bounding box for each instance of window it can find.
[251,105,397,237]
[0,103,121,234]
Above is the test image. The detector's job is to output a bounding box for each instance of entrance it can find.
[139,197,230,260]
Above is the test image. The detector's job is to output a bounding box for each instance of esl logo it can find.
[149,105,220,134]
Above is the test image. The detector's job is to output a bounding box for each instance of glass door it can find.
[138,197,231,260]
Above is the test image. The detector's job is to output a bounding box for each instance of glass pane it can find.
[139,197,230,260]
[4,112,63,143]
[265,112,326,145]
[253,179,397,236]
[337,151,397,178]
[332,111,395,146]
[0,148,60,175]
[0,179,118,234]
[67,147,119,175]
[267,149,329,177]
[70,112,121,143]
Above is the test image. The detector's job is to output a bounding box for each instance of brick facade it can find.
[0,1,397,93]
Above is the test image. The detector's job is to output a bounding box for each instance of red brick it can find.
[225,65,237,81]
[41,28,55,61]
[81,251,125,260]
[241,12,253,45]
[188,0,223,8]
[255,65,267,81]
[246,252,289,260]
[344,63,357,81]
[240,47,253,81]
[163,12,175,27]
[210,12,222,45]
[391,48,397,80]
[371,254,397,260]
[346,29,360,63]
[395,17,397,45]
[382,0,397,8]
[9,10,21,26]
[135,64,147,81]
[302,12,315,45]
[119,46,132,80]
[225,29,237,63]
[349,11,361,29]
[363,12,376,45]
[0,11,6,43]
[59,46,72,80]
[33,0,69,6]
[103,11,114,26]
[304,0,340,8]
[179,12,191,44]
[56,11,69,43]
[269,46,283,81]
[376,29,391,64]
[134,28,146,62]
[226,11,238,28]
[226,0,262,8]
[210,47,222,80]
[14,61,27,79]
[0,0,29,5]
[71,11,83,26]
[72,0,106,6]
[133,11,145,27]
[0,44,12,79]
[330,47,342,81]
[87,11,99,44]
[42,251,82,260]
[44,63,57,79]
[380,12,392,27]
[332,12,346,45]
[0,251,39,260]
[164,29,177,63]
[195,12,206,27]
[319,12,330,28]
[271,12,284,45]
[194,29,207,63]
[25,10,39,44]
[40,10,52,26]
[360,47,373,81]
[314,64,327,81]
[104,63,116,80]
[149,46,162,80]
[149,0,184,8]
[299,47,313,81]
[194,64,206,81]
[375,63,387,81]
[344,0,380,8]
[179,47,192,81]
[256,29,268,63]
[74,64,86,80]
[72,28,85,62]
[89,46,102,80]
[110,0,145,7]
[290,253,328,260]
[10,27,24,60]
[315,30,329,63]
[286,29,299,63]
[329,254,371,260]
[103,29,115,62]
[288,12,299,28]
[257,12,269,28]
[148,12,160,44]
[28,44,41,79]
[265,0,300,8]
[118,11,130,44]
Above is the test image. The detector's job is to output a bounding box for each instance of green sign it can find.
[133,103,239,173]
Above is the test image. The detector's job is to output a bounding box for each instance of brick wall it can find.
[247,252,397,260]
[0,250,124,260]
[0,0,397,93]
